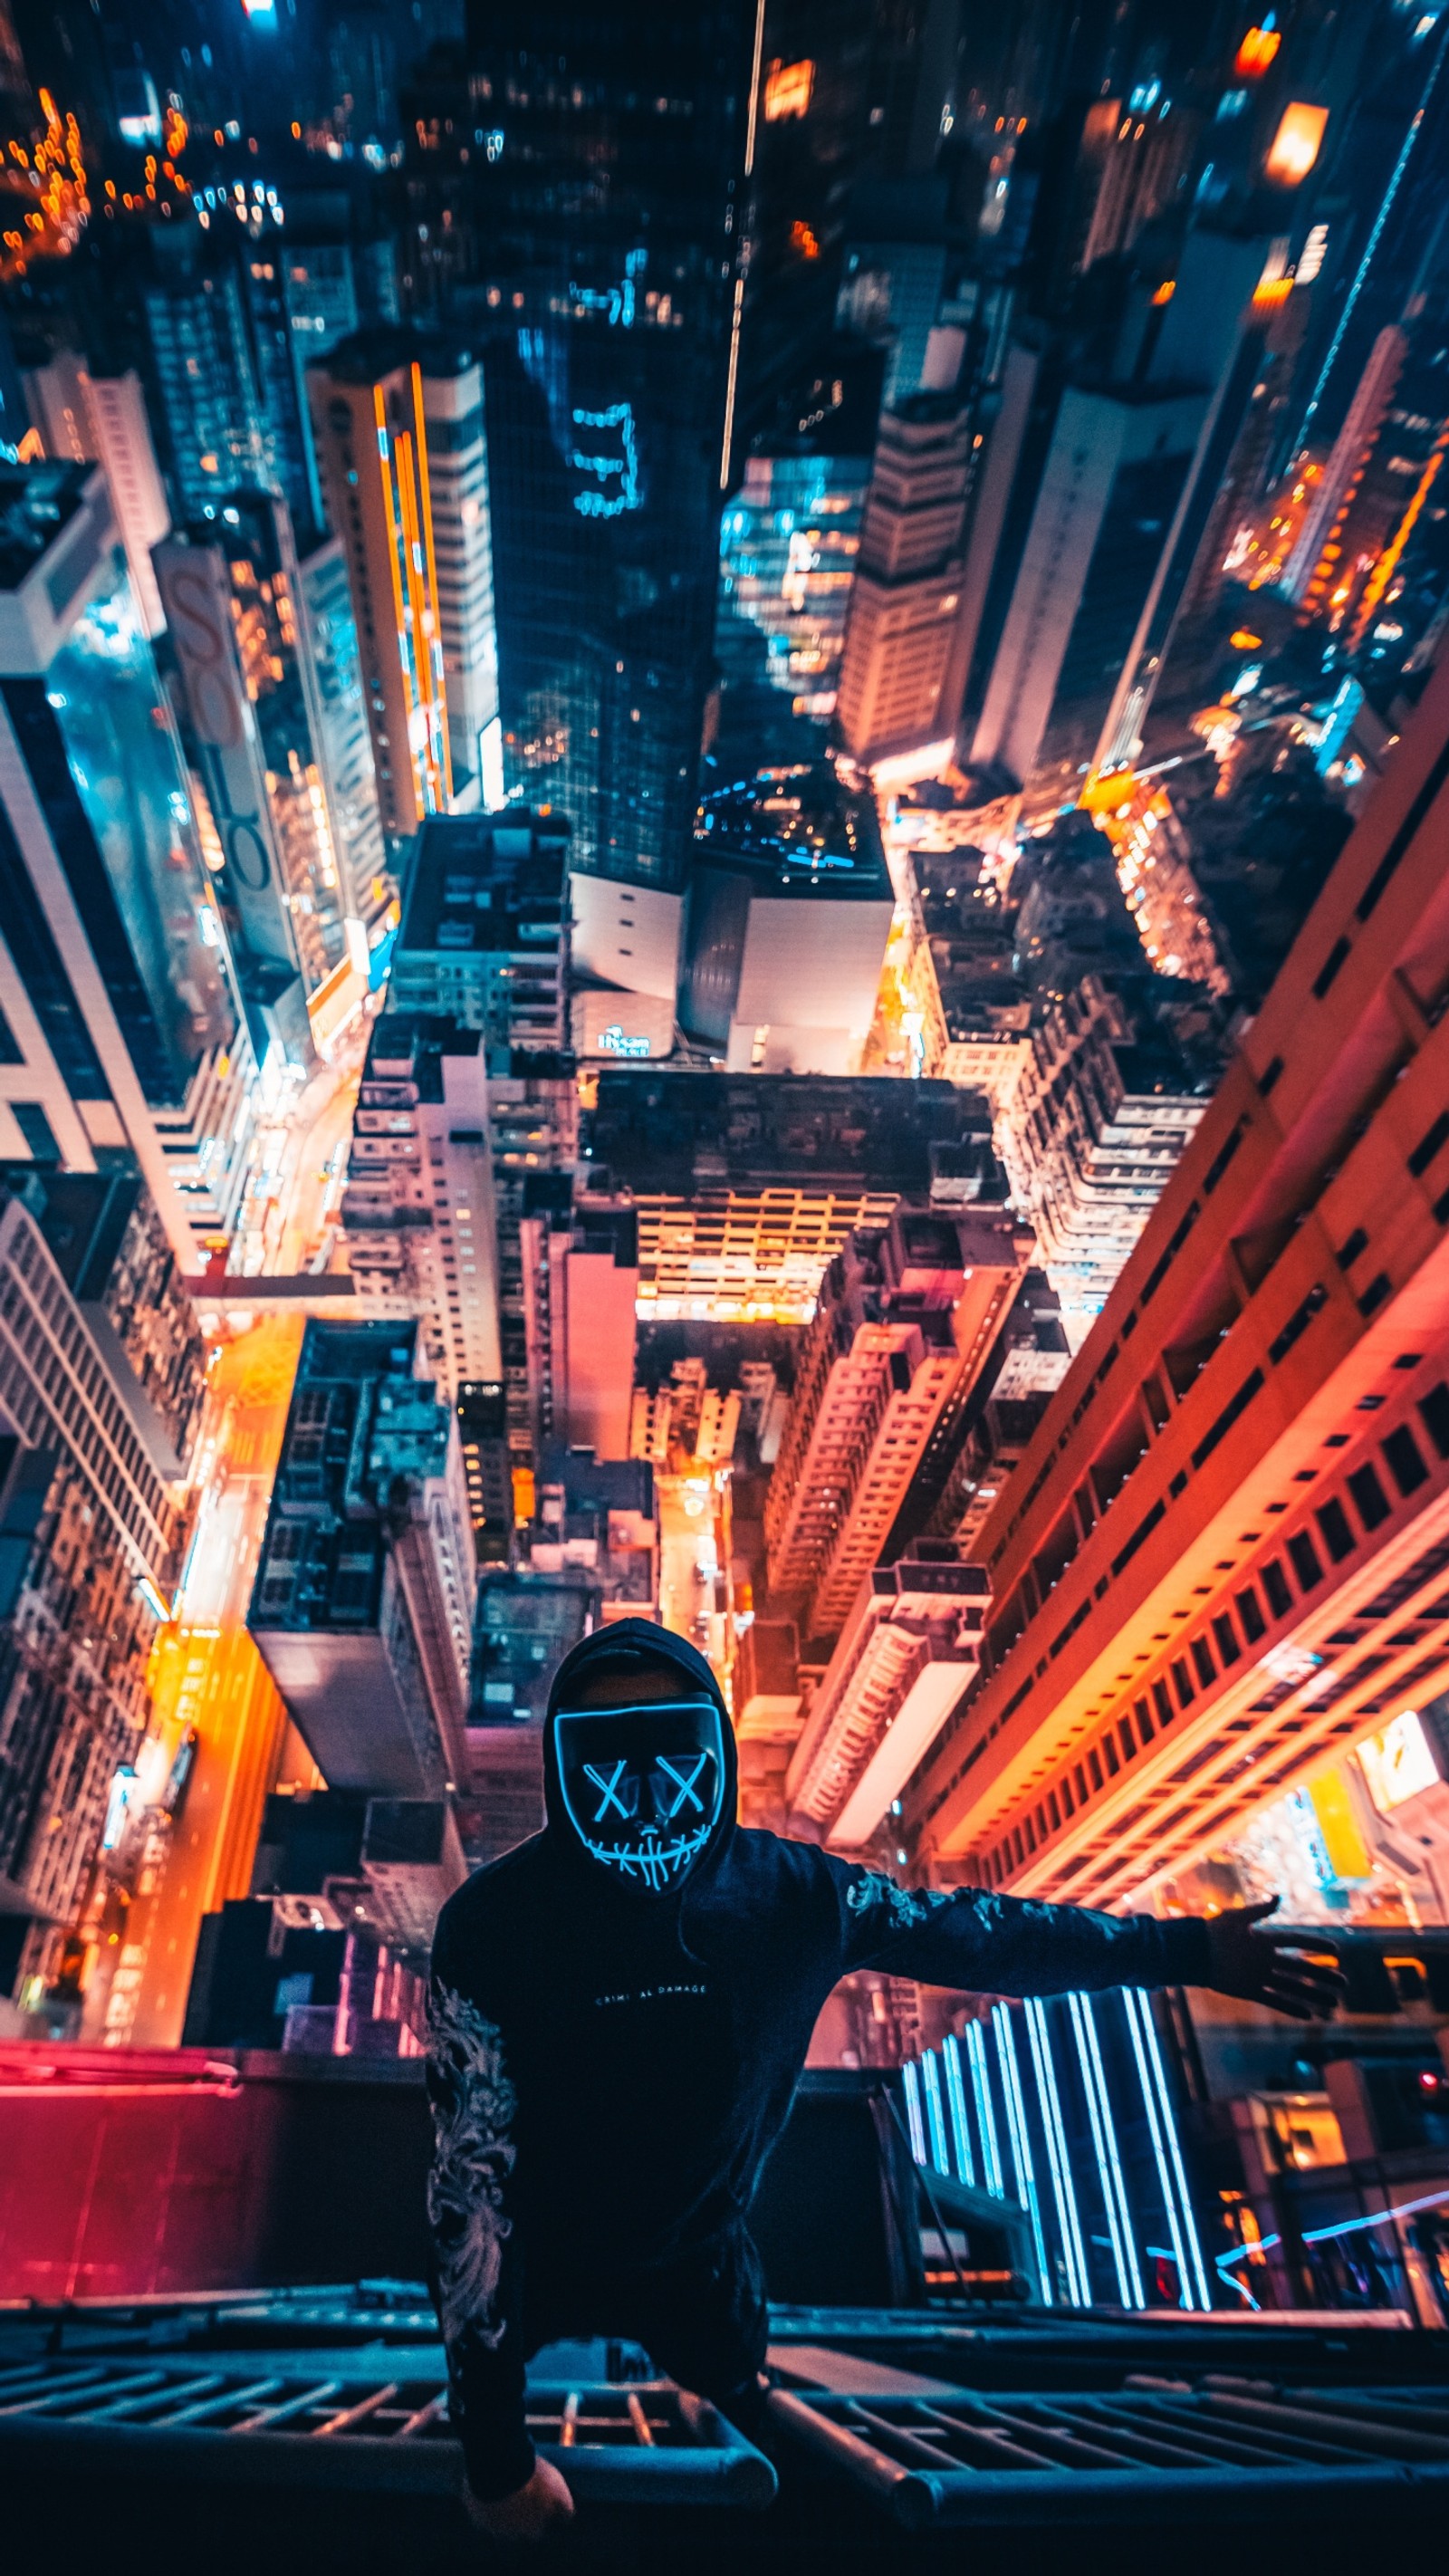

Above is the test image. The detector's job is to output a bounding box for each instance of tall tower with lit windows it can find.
[901,646,1449,1918]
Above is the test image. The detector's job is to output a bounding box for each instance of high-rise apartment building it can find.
[248,1321,475,1802]
[998,978,1209,1341]
[141,247,273,521]
[765,1204,1031,1644]
[682,761,895,1072]
[24,356,171,639]
[0,461,254,1254]
[306,332,462,839]
[155,493,364,1040]
[518,1175,638,1466]
[0,1165,203,1983]
[341,1014,501,1407]
[903,649,1449,1918]
[713,422,874,764]
[389,810,571,1059]
[584,1071,999,1324]
[463,3,747,903]
[294,534,389,937]
[969,381,1209,788]
[785,1543,990,1850]
[836,394,976,768]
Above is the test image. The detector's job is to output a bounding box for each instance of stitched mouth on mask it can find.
[582,1822,715,1888]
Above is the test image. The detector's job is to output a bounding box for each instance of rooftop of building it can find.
[693,762,889,900]
[471,1569,599,1725]
[0,1166,150,1301]
[362,1011,484,1101]
[249,1322,452,1637]
[308,325,482,385]
[0,460,93,590]
[397,811,571,960]
[585,1072,992,1197]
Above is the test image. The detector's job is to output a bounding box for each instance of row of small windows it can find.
[979,1375,1449,1887]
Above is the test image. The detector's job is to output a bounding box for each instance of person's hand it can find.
[463,2456,575,2547]
[1201,1897,1347,2019]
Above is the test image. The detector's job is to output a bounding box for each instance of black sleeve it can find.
[426,1926,534,2504]
[824,1858,1213,1995]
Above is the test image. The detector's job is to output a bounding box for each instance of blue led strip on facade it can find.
[901,2056,927,2166]
[1131,1988,1213,2309]
[942,2033,976,2187]
[921,2049,950,2176]
[1025,2000,1089,2307]
[1070,1990,1145,2310]
[1122,1989,1209,2310]
[993,2004,1051,2303]
[966,2020,1003,2197]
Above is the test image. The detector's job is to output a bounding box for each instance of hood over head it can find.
[543,1619,736,1900]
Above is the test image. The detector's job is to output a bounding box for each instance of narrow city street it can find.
[88,1317,308,2050]
[656,1467,734,1703]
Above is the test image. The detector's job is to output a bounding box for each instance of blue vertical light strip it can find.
[1298,22,1449,444]
[1131,1988,1213,2312]
[1024,2000,1089,2307]
[993,2004,1051,2304]
[902,2056,927,2165]
[921,2050,950,2176]
[942,2034,976,2187]
[966,2022,1003,2196]
[1121,1989,1199,2310]
[1070,1992,1144,2311]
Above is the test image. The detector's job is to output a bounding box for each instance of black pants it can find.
[526,2222,771,2420]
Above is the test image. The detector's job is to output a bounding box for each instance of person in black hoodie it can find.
[427,1618,1343,2543]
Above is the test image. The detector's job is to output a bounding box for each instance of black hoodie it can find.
[426,1619,1211,2500]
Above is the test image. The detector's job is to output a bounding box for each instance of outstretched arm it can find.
[426,1937,568,2532]
[829,1862,1343,2016]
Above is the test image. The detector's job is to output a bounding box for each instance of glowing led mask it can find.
[555,1700,725,1893]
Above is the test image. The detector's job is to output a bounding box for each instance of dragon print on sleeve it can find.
[426,1978,518,2350]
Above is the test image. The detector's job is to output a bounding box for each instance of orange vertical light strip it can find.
[1348,427,1449,651]
[393,428,438,816]
[411,360,453,803]
[374,386,419,801]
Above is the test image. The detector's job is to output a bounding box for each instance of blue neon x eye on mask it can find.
[554,1701,726,1892]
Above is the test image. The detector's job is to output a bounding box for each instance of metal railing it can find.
[0,2356,774,2505]
[767,2375,1449,2527]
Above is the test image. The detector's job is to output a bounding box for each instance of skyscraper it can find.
[836,393,976,768]
[763,1203,1029,1646]
[0,461,252,1254]
[305,332,461,840]
[0,1164,203,1988]
[585,1070,999,1324]
[968,380,1208,789]
[248,1320,475,1802]
[341,1012,501,1408]
[683,760,895,1072]
[388,809,570,1059]
[155,493,366,1041]
[463,3,751,928]
[902,648,1449,1914]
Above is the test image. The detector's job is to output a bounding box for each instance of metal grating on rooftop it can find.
[767,2378,1449,2527]
[0,2360,775,2505]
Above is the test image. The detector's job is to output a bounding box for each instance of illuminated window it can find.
[1358,1709,1439,1814]
[763,58,814,121]
[1235,25,1282,77]
[1265,101,1329,186]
